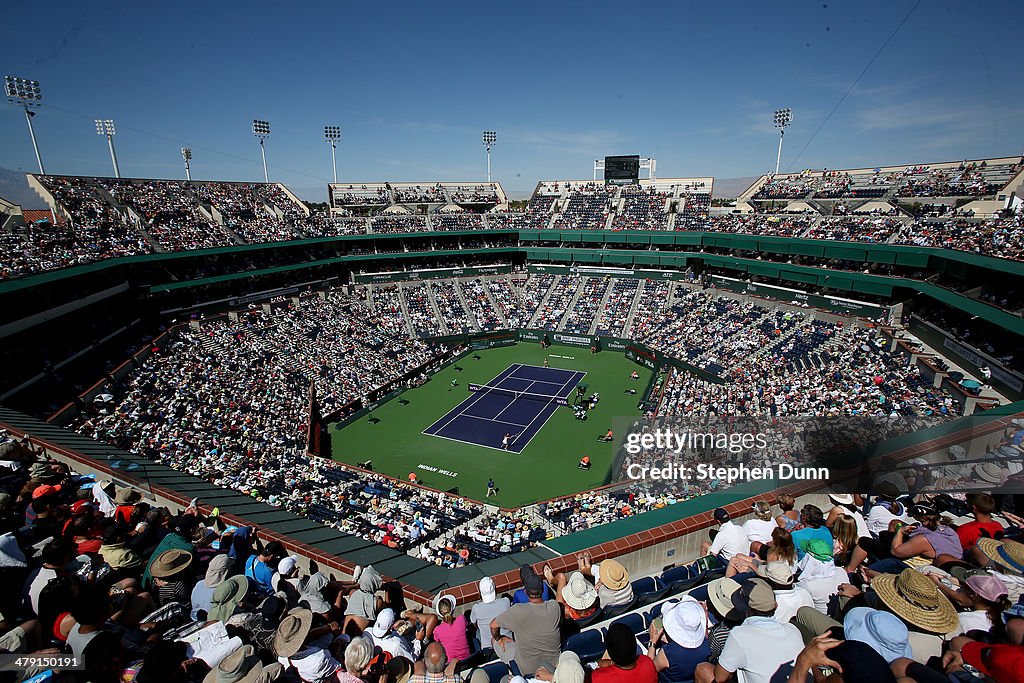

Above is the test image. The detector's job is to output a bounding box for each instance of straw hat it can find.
[561,571,598,611]
[977,538,1024,576]
[150,549,193,579]
[273,608,313,658]
[202,644,266,683]
[599,559,630,591]
[871,569,959,634]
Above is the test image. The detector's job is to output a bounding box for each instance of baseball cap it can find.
[734,578,776,613]
[479,576,497,604]
[961,642,1024,681]
[523,571,544,596]
[965,575,1009,603]
[713,508,730,523]
[277,556,298,576]
[32,484,61,499]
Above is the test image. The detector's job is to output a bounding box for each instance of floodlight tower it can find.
[95,119,120,178]
[4,75,45,174]
[181,147,193,181]
[252,119,271,182]
[482,131,497,182]
[773,108,792,176]
[324,126,341,183]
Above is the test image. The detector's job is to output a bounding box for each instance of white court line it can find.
[512,369,587,449]
[459,413,532,429]
[425,363,523,435]
[493,380,536,421]
[423,429,519,453]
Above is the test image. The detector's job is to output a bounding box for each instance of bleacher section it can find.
[329,181,507,216]
[741,156,1023,214]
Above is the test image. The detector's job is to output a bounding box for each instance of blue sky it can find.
[1,0,1021,200]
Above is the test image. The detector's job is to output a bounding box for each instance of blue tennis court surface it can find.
[423,363,586,453]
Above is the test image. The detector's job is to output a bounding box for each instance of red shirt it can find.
[592,655,657,683]
[956,520,1004,550]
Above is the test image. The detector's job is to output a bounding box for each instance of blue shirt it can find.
[244,555,274,593]
[792,526,834,560]
[660,640,711,683]
[512,584,552,604]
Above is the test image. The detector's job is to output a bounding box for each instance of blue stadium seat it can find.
[609,612,646,637]
[600,597,639,621]
[632,576,671,605]
[660,565,691,588]
[478,662,510,683]
[565,630,606,664]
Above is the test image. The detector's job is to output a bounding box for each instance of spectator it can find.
[142,515,197,589]
[410,641,460,683]
[701,508,750,564]
[742,502,778,553]
[955,493,1005,553]
[753,562,813,624]
[593,559,634,608]
[492,568,561,674]
[795,539,847,614]
[150,548,194,607]
[534,651,585,683]
[645,596,711,683]
[431,594,471,662]
[191,553,232,620]
[344,564,382,632]
[775,495,800,532]
[245,540,286,594]
[791,505,832,560]
[593,623,657,683]
[695,578,804,683]
[555,571,599,621]
[210,575,250,622]
[468,577,510,653]
[275,608,342,683]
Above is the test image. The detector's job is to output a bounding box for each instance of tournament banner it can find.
[552,332,597,348]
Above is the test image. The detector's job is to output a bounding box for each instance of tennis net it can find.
[467,382,569,406]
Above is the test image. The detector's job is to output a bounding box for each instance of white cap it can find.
[479,576,497,604]
[278,556,298,576]
[370,607,396,638]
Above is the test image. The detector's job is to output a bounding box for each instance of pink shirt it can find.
[433,615,471,661]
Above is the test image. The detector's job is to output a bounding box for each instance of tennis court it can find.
[423,363,586,452]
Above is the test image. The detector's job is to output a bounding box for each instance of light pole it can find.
[253,119,270,182]
[482,131,496,182]
[325,125,340,183]
[181,147,192,181]
[95,119,120,178]
[773,108,792,176]
[4,75,45,174]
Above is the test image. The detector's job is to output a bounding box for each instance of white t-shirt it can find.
[866,503,910,536]
[772,586,815,624]
[796,567,847,613]
[718,616,804,683]
[23,567,57,616]
[952,610,993,638]
[742,518,778,544]
[709,521,751,561]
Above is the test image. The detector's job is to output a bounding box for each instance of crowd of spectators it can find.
[560,277,608,335]
[593,278,640,338]
[612,187,670,231]
[3,425,1024,683]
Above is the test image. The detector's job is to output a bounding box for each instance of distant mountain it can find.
[712,177,758,199]
[0,167,44,209]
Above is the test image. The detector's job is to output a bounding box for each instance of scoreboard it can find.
[604,155,640,185]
